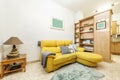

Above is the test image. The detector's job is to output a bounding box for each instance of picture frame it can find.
[96,21,106,30]
[51,18,64,30]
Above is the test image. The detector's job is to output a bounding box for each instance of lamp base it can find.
[9,51,19,54]
[7,53,20,59]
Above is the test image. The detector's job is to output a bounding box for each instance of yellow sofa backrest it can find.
[41,47,60,53]
[41,40,57,47]
[41,40,72,53]
[41,40,72,48]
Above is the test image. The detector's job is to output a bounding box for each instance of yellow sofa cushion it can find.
[41,40,57,47]
[78,47,85,52]
[77,58,97,66]
[64,40,72,46]
[76,52,103,63]
[56,41,65,46]
[41,47,60,53]
[54,53,76,65]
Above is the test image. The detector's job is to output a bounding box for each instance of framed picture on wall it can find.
[51,18,64,30]
[96,21,106,30]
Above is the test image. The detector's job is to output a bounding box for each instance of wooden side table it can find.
[0,54,26,79]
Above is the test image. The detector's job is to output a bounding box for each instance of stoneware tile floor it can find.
[1,54,120,80]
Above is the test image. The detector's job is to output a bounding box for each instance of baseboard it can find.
[27,60,40,64]
[103,58,112,63]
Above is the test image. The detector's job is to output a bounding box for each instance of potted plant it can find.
[76,33,79,37]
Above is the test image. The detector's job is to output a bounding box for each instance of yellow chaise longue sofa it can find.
[40,40,103,72]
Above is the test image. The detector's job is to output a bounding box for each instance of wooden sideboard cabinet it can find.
[111,42,120,54]
[0,54,26,79]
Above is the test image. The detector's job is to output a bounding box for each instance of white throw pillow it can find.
[68,44,78,52]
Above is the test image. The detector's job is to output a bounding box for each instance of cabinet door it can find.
[111,21,117,35]
[111,42,115,52]
[114,43,120,53]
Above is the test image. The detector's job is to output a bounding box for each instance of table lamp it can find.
[3,37,23,58]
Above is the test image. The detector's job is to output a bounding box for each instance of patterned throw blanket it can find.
[51,63,104,80]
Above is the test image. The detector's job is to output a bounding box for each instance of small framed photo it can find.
[96,21,106,30]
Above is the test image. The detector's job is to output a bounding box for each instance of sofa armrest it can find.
[45,55,55,72]
[78,47,85,52]
[48,55,55,58]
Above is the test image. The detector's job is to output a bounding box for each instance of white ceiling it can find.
[53,0,120,16]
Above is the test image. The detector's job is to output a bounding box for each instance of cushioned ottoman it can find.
[76,52,103,67]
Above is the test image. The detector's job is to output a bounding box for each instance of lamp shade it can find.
[3,37,23,45]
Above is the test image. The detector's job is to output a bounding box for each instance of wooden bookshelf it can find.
[80,43,94,46]
[80,31,93,34]
[74,16,94,52]
[79,16,94,52]
[74,22,80,46]
[80,24,94,27]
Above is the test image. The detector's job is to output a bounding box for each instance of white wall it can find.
[74,11,84,23]
[0,0,75,62]
[112,13,120,24]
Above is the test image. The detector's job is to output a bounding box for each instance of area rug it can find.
[51,63,104,80]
